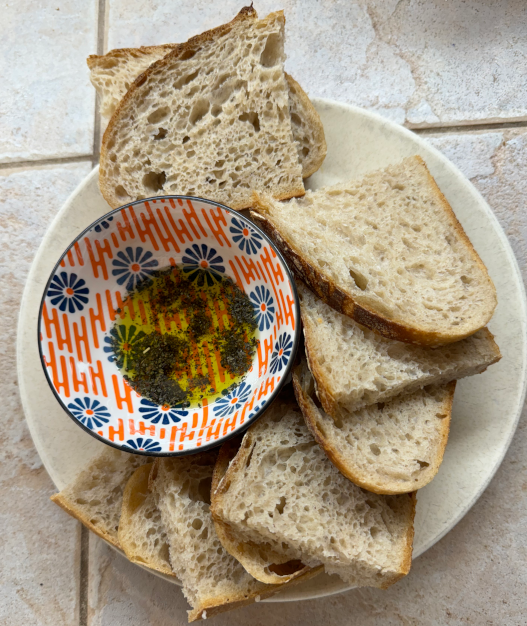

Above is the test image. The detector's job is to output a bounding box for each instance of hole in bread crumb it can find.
[302,147,310,157]
[115,185,130,200]
[198,477,212,504]
[260,33,282,67]
[349,268,368,291]
[266,560,304,577]
[148,106,170,124]
[238,111,260,132]
[370,443,381,456]
[189,98,210,125]
[377,402,385,412]
[153,127,168,140]
[211,104,222,117]
[275,496,286,515]
[179,49,197,61]
[142,171,166,193]
[182,135,190,144]
[461,275,472,284]
[290,112,302,127]
[417,460,430,469]
[436,412,447,419]
[192,518,203,530]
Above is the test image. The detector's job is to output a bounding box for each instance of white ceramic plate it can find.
[17,100,527,601]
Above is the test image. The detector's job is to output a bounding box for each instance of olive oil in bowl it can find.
[108,265,259,408]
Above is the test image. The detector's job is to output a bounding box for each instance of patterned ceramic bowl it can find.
[38,196,300,455]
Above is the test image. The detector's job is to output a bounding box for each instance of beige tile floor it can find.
[1,2,526,625]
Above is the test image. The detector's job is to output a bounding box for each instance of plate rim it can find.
[16,97,527,602]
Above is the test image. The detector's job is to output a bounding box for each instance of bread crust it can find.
[251,157,497,347]
[99,7,306,210]
[292,361,456,495]
[284,72,327,178]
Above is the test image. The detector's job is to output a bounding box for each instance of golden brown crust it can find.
[99,7,305,210]
[50,492,121,548]
[87,44,177,70]
[188,564,323,621]
[284,72,327,178]
[251,166,497,347]
[292,361,456,495]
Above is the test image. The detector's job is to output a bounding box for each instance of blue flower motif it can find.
[138,398,189,425]
[47,271,90,313]
[213,382,252,417]
[103,324,146,369]
[112,246,159,292]
[249,286,275,331]
[181,244,225,286]
[94,216,114,233]
[122,437,162,453]
[270,333,293,374]
[67,397,111,430]
[230,217,263,255]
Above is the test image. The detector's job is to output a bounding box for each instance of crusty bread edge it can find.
[87,44,177,70]
[99,7,306,210]
[284,72,327,179]
[251,159,497,347]
[292,360,456,494]
[50,492,121,549]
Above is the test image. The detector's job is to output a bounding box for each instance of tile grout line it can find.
[79,526,89,626]
[0,155,94,171]
[92,0,108,167]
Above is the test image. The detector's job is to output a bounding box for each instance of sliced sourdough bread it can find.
[50,448,150,548]
[88,47,326,178]
[99,7,305,210]
[211,436,320,585]
[252,156,497,346]
[293,359,456,494]
[149,451,319,622]
[118,463,174,576]
[298,283,501,415]
[211,400,416,588]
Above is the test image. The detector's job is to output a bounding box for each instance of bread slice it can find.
[293,359,456,494]
[150,451,320,622]
[298,283,501,415]
[252,156,498,346]
[99,7,305,210]
[50,448,150,548]
[118,463,174,576]
[88,47,326,178]
[211,399,416,588]
[211,436,320,585]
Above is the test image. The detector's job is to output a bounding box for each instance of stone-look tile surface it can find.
[0,163,92,626]
[85,129,527,625]
[0,1,98,163]
[106,0,527,126]
[427,129,527,284]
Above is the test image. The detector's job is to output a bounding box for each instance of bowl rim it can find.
[37,194,301,457]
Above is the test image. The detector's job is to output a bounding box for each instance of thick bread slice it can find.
[293,359,456,494]
[99,7,305,210]
[88,47,326,178]
[298,283,501,415]
[251,156,498,346]
[211,400,416,588]
[118,463,174,576]
[149,451,320,622]
[50,448,150,548]
[211,436,320,585]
